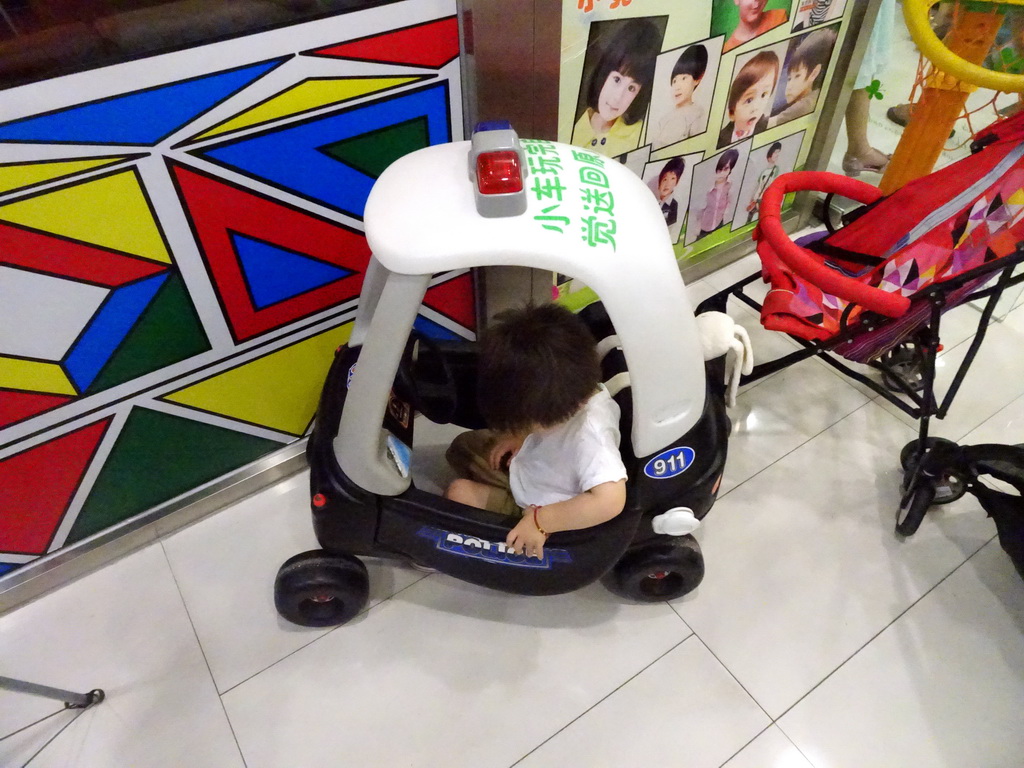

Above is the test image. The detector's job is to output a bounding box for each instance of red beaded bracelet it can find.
[532,505,548,537]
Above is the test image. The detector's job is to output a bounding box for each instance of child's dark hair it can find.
[478,304,600,433]
[727,50,780,114]
[717,148,740,172]
[788,28,837,86]
[586,18,662,125]
[767,141,783,157]
[671,43,709,82]
[659,156,686,181]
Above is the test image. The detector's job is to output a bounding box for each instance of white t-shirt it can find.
[509,386,628,508]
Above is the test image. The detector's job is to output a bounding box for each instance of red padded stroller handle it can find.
[759,171,884,212]
[756,172,910,318]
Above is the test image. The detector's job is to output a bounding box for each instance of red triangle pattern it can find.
[0,221,167,286]
[0,417,111,555]
[0,390,74,429]
[310,17,460,69]
[424,272,476,331]
[169,161,371,342]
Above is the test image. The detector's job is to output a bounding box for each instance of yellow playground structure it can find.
[881,0,1024,194]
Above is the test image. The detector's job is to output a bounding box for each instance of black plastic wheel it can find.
[880,343,925,393]
[899,437,967,504]
[604,537,705,603]
[274,550,369,627]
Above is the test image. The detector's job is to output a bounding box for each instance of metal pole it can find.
[0,676,103,709]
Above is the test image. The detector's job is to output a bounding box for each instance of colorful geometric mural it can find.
[195,81,453,220]
[0,1,469,574]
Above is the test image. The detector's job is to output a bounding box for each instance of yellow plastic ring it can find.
[904,0,1024,93]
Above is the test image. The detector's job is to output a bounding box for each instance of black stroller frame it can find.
[699,242,1024,536]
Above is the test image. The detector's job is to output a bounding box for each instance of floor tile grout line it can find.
[157,541,250,768]
[216,569,430,697]
[507,633,695,767]
[670,603,774,725]
[714,724,774,768]
[770,532,997,727]
[717,398,892,503]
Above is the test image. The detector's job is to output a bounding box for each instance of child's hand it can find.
[489,434,524,470]
[507,511,548,559]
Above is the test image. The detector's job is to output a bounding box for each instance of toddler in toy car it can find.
[445,304,627,560]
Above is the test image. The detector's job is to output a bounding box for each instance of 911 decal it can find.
[643,446,695,479]
[417,527,572,568]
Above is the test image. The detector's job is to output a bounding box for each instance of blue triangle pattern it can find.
[65,272,168,390]
[232,233,353,309]
[413,314,460,341]
[199,82,450,219]
[0,60,284,145]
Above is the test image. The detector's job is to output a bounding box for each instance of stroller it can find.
[700,110,1024,554]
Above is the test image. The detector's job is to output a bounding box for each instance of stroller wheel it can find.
[880,343,925,393]
[899,438,967,504]
[274,550,369,627]
[603,537,704,602]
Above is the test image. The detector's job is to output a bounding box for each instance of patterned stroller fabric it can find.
[755,110,1024,362]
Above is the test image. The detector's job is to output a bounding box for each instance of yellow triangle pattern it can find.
[0,157,128,195]
[163,323,353,436]
[195,77,424,140]
[0,170,170,264]
[0,357,77,396]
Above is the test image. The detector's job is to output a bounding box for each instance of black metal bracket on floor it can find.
[0,675,105,768]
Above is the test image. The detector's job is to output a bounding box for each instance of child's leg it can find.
[445,477,520,516]
[446,429,508,488]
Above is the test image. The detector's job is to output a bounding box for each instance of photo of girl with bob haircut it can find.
[571,17,666,158]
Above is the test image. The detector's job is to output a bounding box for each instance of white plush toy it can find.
[695,311,753,407]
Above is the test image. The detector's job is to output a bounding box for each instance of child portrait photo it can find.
[792,0,849,31]
[642,152,702,243]
[732,131,804,230]
[713,0,791,53]
[570,16,668,159]
[767,25,839,129]
[647,36,724,150]
[685,141,751,245]
[718,41,786,148]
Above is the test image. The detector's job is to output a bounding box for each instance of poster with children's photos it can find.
[557,0,859,273]
[685,140,751,245]
[642,152,703,244]
[647,36,724,151]
[731,131,805,230]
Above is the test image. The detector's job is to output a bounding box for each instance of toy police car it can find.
[274,123,730,627]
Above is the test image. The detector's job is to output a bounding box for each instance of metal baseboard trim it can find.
[0,440,309,617]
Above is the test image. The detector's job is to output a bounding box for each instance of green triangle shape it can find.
[86,272,212,395]
[318,116,430,178]
[67,407,282,544]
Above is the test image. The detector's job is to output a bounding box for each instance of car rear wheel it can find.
[604,537,704,602]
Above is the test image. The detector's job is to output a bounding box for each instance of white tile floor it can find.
[2,259,1023,768]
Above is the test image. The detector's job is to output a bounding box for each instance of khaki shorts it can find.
[445,429,523,517]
